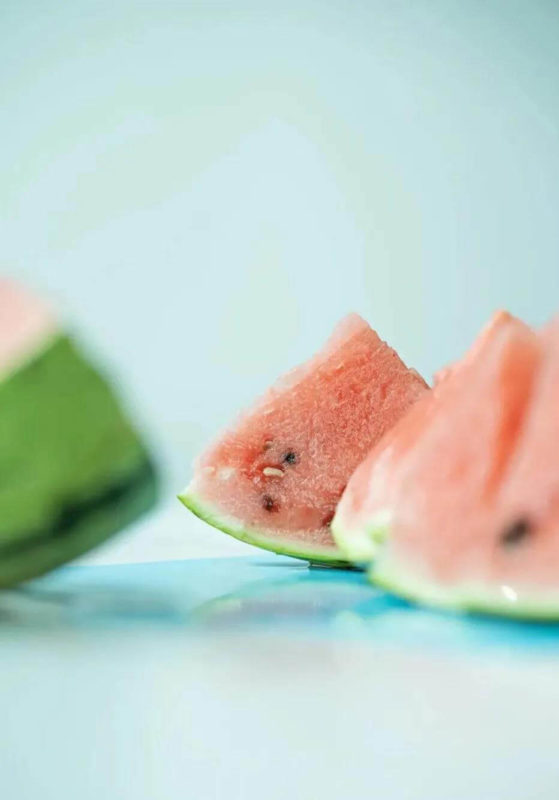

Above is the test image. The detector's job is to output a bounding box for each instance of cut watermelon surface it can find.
[0,280,158,586]
[331,388,437,564]
[179,314,428,563]
[332,311,532,565]
[335,310,559,619]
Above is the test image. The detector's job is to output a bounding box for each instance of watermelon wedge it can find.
[179,314,428,563]
[0,279,158,586]
[332,311,523,564]
[334,310,559,619]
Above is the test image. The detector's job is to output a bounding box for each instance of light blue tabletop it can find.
[3,554,559,800]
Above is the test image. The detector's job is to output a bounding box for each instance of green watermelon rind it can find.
[178,487,350,567]
[370,545,559,621]
[0,458,157,588]
[0,332,159,586]
[331,512,390,565]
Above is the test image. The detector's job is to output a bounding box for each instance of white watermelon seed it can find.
[263,467,284,478]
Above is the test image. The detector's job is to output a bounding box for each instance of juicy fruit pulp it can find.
[332,310,530,565]
[336,311,559,618]
[0,282,158,586]
[180,314,428,563]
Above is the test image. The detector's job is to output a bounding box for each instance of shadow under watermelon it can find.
[2,556,559,658]
[188,559,559,658]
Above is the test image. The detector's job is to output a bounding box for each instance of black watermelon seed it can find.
[262,494,279,512]
[283,451,298,465]
[501,518,532,548]
[322,510,335,527]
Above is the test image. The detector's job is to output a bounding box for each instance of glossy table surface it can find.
[3,512,559,800]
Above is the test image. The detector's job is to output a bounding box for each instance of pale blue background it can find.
[3,5,559,799]
[3,0,559,483]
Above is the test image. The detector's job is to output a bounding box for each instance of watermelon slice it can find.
[0,279,158,586]
[179,314,428,564]
[332,311,522,564]
[334,310,559,618]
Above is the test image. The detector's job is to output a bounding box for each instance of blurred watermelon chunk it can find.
[0,279,158,586]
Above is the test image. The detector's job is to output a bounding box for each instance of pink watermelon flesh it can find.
[378,315,540,579]
[180,314,428,562]
[332,384,439,562]
[336,310,559,616]
[334,311,538,564]
[432,310,516,388]
[487,318,559,591]
[0,279,56,376]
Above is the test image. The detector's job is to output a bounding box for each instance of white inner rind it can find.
[178,484,343,564]
[331,509,392,564]
[371,545,559,620]
[179,484,347,564]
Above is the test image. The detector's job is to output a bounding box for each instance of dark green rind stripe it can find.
[0,457,157,588]
[178,489,349,567]
[0,332,159,584]
[0,334,152,547]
